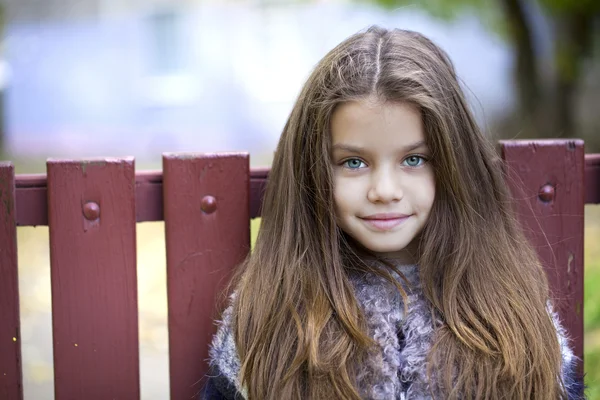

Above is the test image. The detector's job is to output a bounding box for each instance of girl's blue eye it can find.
[403,155,425,167]
[343,159,366,169]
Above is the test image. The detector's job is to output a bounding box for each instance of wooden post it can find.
[47,158,140,399]
[500,140,585,371]
[163,153,250,399]
[0,162,23,400]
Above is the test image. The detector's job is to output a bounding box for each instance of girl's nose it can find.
[367,170,403,203]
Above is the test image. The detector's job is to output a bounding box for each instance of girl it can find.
[201,26,583,399]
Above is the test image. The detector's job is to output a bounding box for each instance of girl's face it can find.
[330,99,435,263]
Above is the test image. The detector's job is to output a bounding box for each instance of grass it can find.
[585,205,600,398]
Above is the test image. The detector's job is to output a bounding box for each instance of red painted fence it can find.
[0,140,597,399]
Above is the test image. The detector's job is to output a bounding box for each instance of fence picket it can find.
[163,153,250,400]
[501,140,585,372]
[47,158,139,399]
[0,162,23,400]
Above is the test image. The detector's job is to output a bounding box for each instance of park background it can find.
[0,0,599,398]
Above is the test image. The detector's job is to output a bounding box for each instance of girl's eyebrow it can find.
[331,140,428,153]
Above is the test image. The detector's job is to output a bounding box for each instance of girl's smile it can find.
[360,213,411,231]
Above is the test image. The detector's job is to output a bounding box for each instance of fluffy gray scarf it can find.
[208,264,578,399]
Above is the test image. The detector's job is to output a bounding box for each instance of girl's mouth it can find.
[360,214,411,230]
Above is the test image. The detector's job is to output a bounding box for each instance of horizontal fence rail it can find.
[13,168,268,226]
[10,154,600,228]
[0,141,594,399]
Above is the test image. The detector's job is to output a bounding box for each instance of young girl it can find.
[201,26,583,399]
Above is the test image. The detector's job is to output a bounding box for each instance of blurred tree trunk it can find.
[499,0,542,136]
[552,12,594,138]
[499,0,596,139]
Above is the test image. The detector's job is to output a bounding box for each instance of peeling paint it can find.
[199,163,211,181]
[81,160,107,175]
[168,153,200,160]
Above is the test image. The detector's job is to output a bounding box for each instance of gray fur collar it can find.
[351,264,435,399]
[208,264,578,399]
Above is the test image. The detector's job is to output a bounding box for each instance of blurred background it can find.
[1,0,599,398]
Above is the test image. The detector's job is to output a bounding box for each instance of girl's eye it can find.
[403,155,426,167]
[342,158,366,169]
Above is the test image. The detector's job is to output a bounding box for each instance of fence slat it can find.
[0,163,23,400]
[163,153,250,400]
[500,140,584,370]
[47,158,139,399]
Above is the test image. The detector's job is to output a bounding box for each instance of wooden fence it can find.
[0,139,598,399]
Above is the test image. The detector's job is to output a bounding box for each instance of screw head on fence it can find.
[200,196,217,214]
[538,184,555,203]
[83,202,100,220]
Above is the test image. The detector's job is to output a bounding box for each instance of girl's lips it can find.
[360,215,410,230]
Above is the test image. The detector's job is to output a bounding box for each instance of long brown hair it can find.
[231,26,566,399]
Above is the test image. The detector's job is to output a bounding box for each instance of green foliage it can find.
[251,217,261,249]
[538,0,600,14]
[360,0,508,39]
[585,346,600,399]
[369,0,492,19]
[363,0,600,43]
[584,260,600,331]
[366,0,600,20]
[584,206,600,398]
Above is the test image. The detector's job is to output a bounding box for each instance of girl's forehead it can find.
[330,100,427,152]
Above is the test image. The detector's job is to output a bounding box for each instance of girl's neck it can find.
[357,245,419,265]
